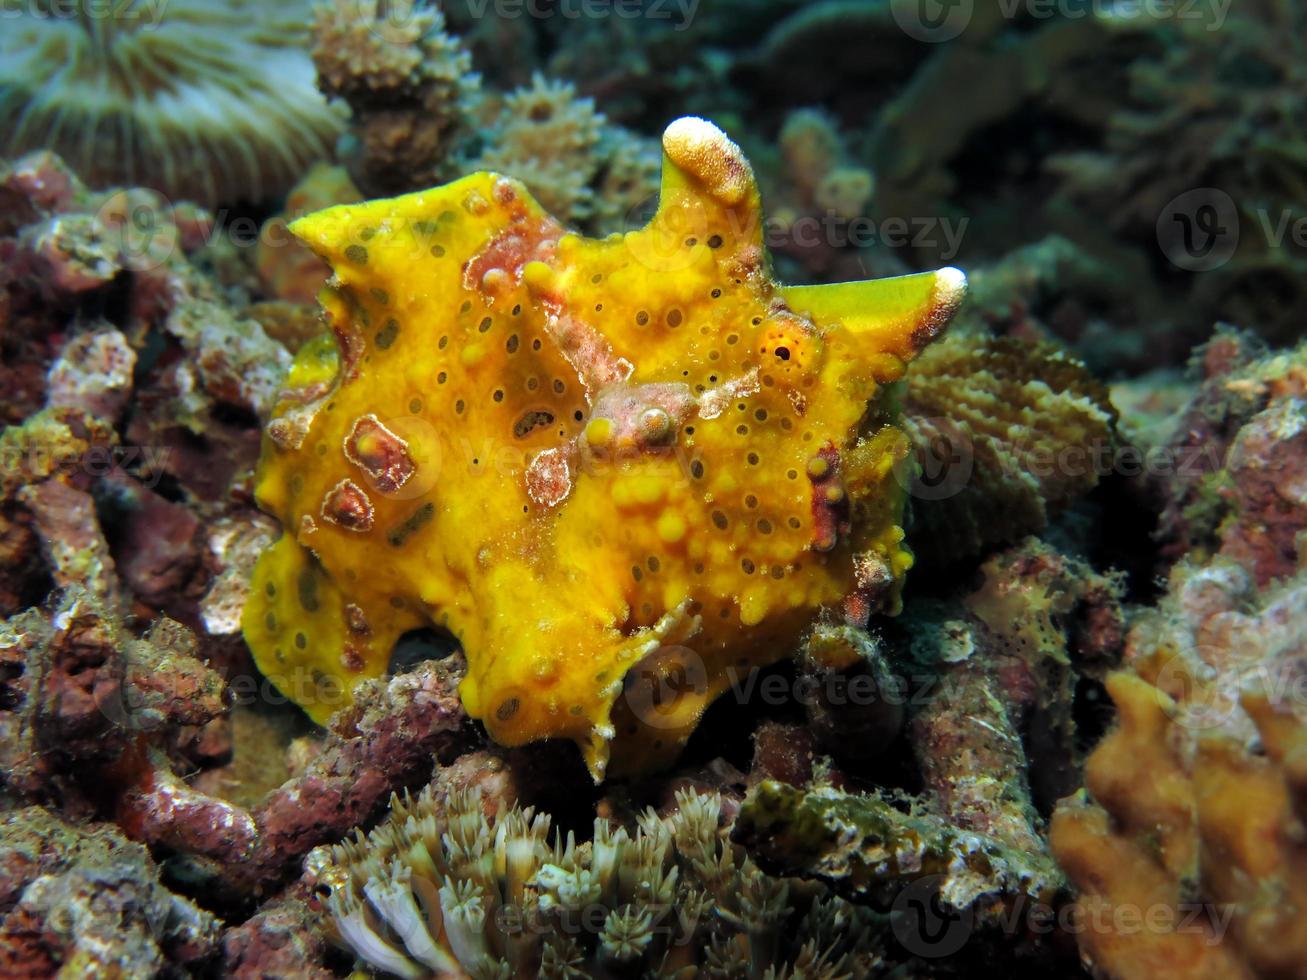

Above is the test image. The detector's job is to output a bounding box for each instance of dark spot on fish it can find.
[297,566,320,612]
[513,410,555,438]
[375,318,400,350]
[387,502,435,547]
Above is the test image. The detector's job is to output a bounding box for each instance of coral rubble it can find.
[1147,332,1307,581]
[735,778,1059,918]
[0,588,226,807]
[0,806,220,976]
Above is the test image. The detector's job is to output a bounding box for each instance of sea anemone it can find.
[0,0,343,205]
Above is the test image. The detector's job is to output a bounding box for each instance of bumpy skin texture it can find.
[242,117,965,780]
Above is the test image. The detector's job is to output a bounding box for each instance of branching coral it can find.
[1049,8,1305,238]
[0,0,343,205]
[311,783,883,978]
[900,332,1116,567]
[311,0,479,196]
[470,74,661,234]
[762,107,880,281]
[1051,559,1307,979]
[777,109,874,223]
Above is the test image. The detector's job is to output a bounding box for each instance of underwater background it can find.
[0,0,1305,976]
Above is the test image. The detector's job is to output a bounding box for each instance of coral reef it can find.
[777,110,874,223]
[242,116,966,780]
[1,408,120,607]
[944,539,1125,812]
[798,622,904,765]
[1049,6,1307,344]
[312,781,884,978]
[735,779,1060,918]
[309,1,662,236]
[900,332,1117,568]
[0,148,306,634]
[219,655,473,894]
[116,655,473,900]
[311,0,479,196]
[221,878,338,979]
[0,148,288,472]
[3,595,471,899]
[0,587,227,808]
[1,4,1305,979]
[760,107,882,282]
[1145,331,1307,581]
[0,0,342,205]
[1051,559,1307,979]
[470,74,661,234]
[0,806,220,976]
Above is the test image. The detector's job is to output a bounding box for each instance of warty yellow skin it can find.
[242,117,966,780]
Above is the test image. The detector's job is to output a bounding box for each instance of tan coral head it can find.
[242,115,967,781]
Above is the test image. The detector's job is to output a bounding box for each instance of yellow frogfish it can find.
[242,117,966,780]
